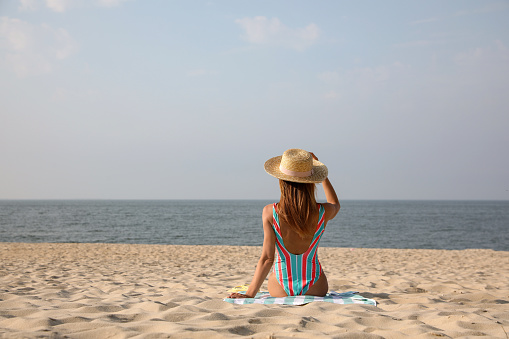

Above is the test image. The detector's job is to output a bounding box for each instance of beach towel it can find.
[224,290,377,306]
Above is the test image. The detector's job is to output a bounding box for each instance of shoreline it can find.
[2,241,508,252]
[1,243,508,338]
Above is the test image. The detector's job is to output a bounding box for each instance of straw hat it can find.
[264,149,328,183]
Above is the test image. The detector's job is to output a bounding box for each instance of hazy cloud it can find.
[454,2,509,17]
[96,0,130,8]
[454,41,509,66]
[409,17,439,25]
[323,90,339,99]
[45,0,72,12]
[18,0,38,10]
[394,40,443,48]
[235,16,319,50]
[0,17,78,77]
[186,69,219,77]
[317,62,411,100]
[317,70,340,83]
[51,87,100,103]
[452,41,509,99]
[17,0,130,12]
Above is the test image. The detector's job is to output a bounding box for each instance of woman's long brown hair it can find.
[277,179,317,238]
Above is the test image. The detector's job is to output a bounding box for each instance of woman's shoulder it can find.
[262,203,278,219]
[262,204,275,228]
[262,203,275,215]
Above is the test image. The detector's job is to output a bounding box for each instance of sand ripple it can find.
[0,243,508,338]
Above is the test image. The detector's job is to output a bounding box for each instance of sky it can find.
[1,0,508,200]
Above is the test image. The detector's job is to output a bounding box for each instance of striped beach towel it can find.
[224,291,376,306]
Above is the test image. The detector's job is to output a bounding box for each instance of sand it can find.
[0,243,508,338]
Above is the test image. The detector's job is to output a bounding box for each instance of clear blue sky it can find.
[1,0,508,200]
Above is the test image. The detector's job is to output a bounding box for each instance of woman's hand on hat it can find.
[309,152,328,183]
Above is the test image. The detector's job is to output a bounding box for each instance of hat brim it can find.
[264,156,328,183]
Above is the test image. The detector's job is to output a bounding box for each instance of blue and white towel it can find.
[224,291,376,306]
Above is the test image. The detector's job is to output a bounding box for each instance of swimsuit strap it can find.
[272,203,281,234]
[310,204,326,243]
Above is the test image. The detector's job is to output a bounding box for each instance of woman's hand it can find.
[310,152,326,182]
[227,292,252,298]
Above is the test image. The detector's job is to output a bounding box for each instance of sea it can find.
[0,200,508,251]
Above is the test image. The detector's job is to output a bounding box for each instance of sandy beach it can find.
[0,243,508,338]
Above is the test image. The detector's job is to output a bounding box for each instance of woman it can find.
[228,148,340,298]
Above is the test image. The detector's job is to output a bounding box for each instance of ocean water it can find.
[0,200,508,251]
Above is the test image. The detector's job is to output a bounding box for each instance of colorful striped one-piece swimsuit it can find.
[272,203,326,296]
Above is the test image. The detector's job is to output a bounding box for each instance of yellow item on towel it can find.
[228,285,249,293]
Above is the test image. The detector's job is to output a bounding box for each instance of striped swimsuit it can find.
[272,203,326,296]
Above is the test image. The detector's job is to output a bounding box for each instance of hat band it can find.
[279,164,313,177]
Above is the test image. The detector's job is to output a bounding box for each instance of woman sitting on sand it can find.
[228,149,340,298]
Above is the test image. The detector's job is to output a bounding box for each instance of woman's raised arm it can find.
[310,153,340,221]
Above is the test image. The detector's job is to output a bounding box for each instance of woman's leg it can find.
[268,272,287,297]
[305,272,328,297]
